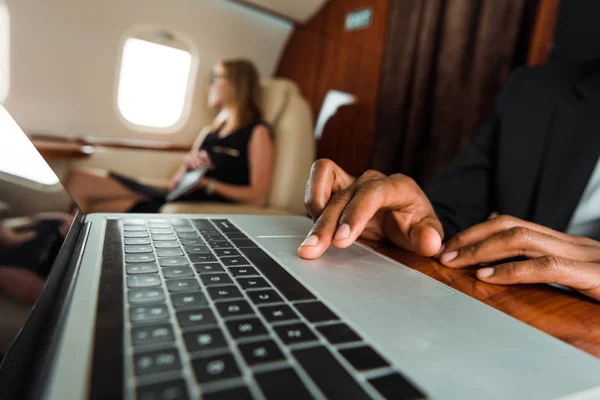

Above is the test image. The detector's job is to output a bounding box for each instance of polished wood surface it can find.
[361,240,600,358]
[527,0,561,66]
[32,139,94,160]
[31,134,189,153]
[276,0,390,176]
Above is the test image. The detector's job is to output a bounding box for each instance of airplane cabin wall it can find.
[2,0,293,144]
[276,0,390,177]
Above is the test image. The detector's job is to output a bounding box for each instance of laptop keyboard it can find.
[121,218,426,400]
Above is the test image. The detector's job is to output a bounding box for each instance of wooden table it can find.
[361,240,600,358]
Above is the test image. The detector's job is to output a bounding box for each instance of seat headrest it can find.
[260,79,300,126]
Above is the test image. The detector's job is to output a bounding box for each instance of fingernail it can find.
[477,267,494,278]
[300,235,319,247]
[334,224,351,241]
[434,244,446,258]
[441,251,458,263]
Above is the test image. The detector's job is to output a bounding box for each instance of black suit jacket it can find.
[426,58,600,239]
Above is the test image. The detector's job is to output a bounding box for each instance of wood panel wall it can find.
[276,0,390,177]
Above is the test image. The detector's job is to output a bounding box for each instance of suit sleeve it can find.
[425,69,522,239]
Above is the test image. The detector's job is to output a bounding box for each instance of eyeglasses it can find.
[210,73,227,86]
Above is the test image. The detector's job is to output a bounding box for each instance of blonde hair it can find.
[221,59,262,125]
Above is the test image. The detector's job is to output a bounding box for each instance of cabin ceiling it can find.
[230,0,329,23]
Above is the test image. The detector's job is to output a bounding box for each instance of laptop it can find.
[1,106,600,400]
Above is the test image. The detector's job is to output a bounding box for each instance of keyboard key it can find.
[125,219,146,225]
[204,241,233,249]
[148,223,170,229]
[294,302,339,323]
[207,286,243,301]
[208,242,234,249]
[191,353,241,384]
[124,231,149,238]
[212,219,239,233]
[226,318,268,339]
[128,275,161,288]
[189,253,217,263]
[316,324,361,345]
[162,266,194,279]
[254,368,313,399]
[369,373,427,400]
[339,346,390,371]
[126,263,159,274]
[225,232,248,240]
[124,226,147,232]
[125,245,153,254]
[194,263,225,274]
[152,234,177,241]
[154,241,181,249]
[150,228,173,234]
[137,379,189,400]
[159,257,189,267]
[171,292,208,309]
[237,277,271,290]
[200,274,233,287]
[181,239,204,246]
[203,386,253,400]
[175,227,196,233]
[126,254,156,263]
[177,309,217,328]
[170,219,191,227]
[239,339,284,366]
[190,218,215,229]
[131,324,174,346]
[221,257,250,267]
[214,248,240,257]
[156,248,184,257]
[227,266,258,277]
[125,238,151,245]
[166,279,200,292]
[240,248,316,302]
[231,239,257,248]
[129,288,165,304]
[215,300,254,319]
[274,323,317,345]
[204,234,226,241]
[177,232,200,239]
[247,290,283,305]
[185,245,211,254]
[191,219,213,229]
[258,305,299,323]
[198,229,219,235]
[183,328,227,353]
[134,348,180,376]
[130,305,169,323]
[293,346,371,400]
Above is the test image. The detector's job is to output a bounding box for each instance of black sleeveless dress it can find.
[125,120,269,213]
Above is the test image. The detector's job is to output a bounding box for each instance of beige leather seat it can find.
[161,79,315,216]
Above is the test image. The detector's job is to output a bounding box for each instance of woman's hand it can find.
[184,150,213,171]
[439,215,600,301]
[298,159,444,260]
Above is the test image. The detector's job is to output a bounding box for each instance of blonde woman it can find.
[68,59,274,213]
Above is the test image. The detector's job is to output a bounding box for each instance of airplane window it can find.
[0,3,9,102]
[117,37,192,130]
[0,105,59,186]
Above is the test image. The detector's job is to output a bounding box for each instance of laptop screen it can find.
[0,104,76,354]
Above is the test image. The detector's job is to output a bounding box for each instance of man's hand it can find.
[439,215,600,301]
[184,150,212,171]
[298,159,444,259]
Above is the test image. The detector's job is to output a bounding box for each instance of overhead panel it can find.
[234,0,328,23]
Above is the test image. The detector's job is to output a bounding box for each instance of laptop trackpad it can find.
[254,236,454,301]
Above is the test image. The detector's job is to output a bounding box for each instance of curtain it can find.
[373,0,529,185]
